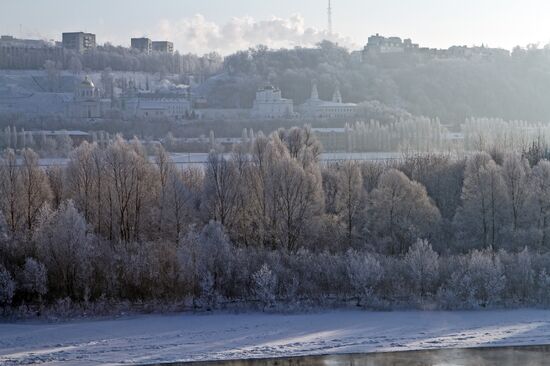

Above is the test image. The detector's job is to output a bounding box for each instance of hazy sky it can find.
[2,0,550,54]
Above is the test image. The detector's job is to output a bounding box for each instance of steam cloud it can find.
[153,14,357,55]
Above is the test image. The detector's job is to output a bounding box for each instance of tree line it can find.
[2,127,550,313]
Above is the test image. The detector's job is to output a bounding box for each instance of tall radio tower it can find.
[327,0,333,37]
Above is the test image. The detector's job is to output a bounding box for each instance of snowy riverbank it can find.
[2,309,550,365]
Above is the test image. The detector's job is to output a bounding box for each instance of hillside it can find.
[214,42,550,124]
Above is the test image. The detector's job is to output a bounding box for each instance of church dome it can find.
[81,76,95,88]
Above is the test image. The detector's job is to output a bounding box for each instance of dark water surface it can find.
[146,345,550,366]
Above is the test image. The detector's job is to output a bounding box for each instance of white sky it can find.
[1,0,550,54]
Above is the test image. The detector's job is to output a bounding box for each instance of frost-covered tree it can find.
[501,154,530,232]
[368,169,441,254]
[530,160,550,249]
[537,269,550,306]
[0,211,7,241]
[439,250,505,308]
[347,251,382,306]
[20,148,52,233]
[178,222,233,302]
[336,162,365,246]
[501,248,534,303]
[69,55,82,75]
[203,152,240,228]
[19,258,48,299]
[278,126,322,170]
[0,264,15,306]
[67,142,96,222]
[199,271,217,308]
[405,239,440,299]
[34,201,92,299]
[103,137,156,242]
[0,149,23,233]
[154,145,172,237]
[46,166,65,210]
[252,264,277,310]
[272,157,322,251]
[466,250,506,307]
[454,153,508,250]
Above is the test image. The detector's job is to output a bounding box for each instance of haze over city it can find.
[2,0,550,54]
[3,1,550,365]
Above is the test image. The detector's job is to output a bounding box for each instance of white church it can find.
[299,82,358,119]
[250,85,294,119]
[68,76,110,119]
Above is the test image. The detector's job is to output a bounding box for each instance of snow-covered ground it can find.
[2,310,550,365]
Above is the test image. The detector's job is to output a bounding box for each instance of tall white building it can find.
[299,82,357,119]
[251,85,294,119]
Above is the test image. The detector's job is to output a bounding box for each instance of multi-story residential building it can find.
[250,85,294,119]
[131,37,152,54]
[62,32,96,53]
[152,41,174,53]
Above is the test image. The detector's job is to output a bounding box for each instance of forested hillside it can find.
[210,42,550,124]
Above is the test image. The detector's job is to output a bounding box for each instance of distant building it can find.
[122,91,191,120]
[62,32,96,53]
[445,45,510,59]
[0,35,63,69]
[311,127,348,151]
[28,130,92,146]
[152,41,174,53]
[131,38,152,54]
[68,76,109,119]
[250,85,294,119]
[195,108,250,120]
[350,50,363,63]
[363,34,421,57]
[299,82,357,120]
[137,92,191,119]
[362,33,510,60]
[364,34,404,54]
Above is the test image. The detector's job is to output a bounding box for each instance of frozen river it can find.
[2,310,550,365]
[164,345,550,366]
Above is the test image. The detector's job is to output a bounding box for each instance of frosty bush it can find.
[347,251,382,306]
[34,201,92,300]
[405,239,440,300]
[199,271,218,309]
[252,264,277,310]
[0,265,15,306]
[19,258,48,298]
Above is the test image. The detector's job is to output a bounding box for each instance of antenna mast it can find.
[328,0,333,37]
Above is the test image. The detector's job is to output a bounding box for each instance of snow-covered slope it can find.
[2,310,550,365]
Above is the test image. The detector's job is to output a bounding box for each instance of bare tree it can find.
[454,153,508,250]
[20,149,51,234]
[0,149,22,233]
[203,152,240,228]
[335,161,365,247]
[530,160,550,248]
[502,153,530,231]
